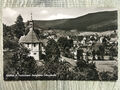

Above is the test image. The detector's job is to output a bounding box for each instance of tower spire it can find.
[31,13,33,21]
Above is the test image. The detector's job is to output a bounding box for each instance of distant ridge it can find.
[32,11,117,32]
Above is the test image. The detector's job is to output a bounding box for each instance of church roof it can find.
[19,29,40,43]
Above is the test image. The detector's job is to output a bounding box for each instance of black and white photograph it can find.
[3,7,118,81]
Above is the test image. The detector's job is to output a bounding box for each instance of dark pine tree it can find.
[14,15,25,39]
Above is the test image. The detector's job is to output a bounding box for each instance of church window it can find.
[34,53,36,55]
[33,43,36,47]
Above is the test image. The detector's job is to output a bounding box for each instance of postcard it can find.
[3,7,118,80]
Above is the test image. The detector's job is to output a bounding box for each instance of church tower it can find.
[19,13,41,60]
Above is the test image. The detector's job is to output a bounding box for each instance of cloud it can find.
[40,10,48,14]
[46,13,74,20]
[3,8,18,17]
[3,8,19,25]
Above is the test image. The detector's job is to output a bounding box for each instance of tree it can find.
[3,24,13,39]
[99,66,118,81]
[37,39,61,77]
[4,38,19,50]
[76,60,99,80]
[14,15,25,38]
[57,37,73,50]
[77,49,83,60]
[3,24,19,50]
[45,39,60,62]
[11,46,37,75]
[57,37,73,57]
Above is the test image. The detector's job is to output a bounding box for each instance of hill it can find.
[32,10,117,32]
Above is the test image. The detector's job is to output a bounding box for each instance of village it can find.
[19,19,118,70]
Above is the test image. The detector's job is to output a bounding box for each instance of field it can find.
[94,61,117,72]
[62,56,117,72]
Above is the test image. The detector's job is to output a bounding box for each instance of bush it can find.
[99,66,118,81]
[4,45,38,79]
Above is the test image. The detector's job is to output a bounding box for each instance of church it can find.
[19,14,43,61]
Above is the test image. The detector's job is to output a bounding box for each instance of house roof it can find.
[19,29,40,43]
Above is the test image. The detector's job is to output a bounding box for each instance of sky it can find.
[2,7,117,26]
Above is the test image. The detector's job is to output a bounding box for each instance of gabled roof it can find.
[19,29,40,43]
